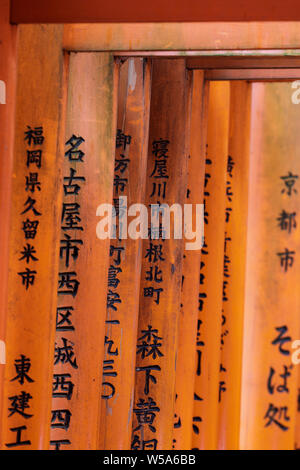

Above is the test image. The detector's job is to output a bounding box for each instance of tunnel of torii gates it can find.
[2,7,300,451]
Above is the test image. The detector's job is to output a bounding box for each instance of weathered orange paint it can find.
[63,23,300,52]
[99,57,152,450]
[50,52,119,450]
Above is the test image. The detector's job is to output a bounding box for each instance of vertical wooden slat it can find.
[295,374,300,449]
[295,365,300,448]
[240,82,300,450]
[131,59,190,450]
[50,52,118,450]
[217,81,252,449]
[0,0,17,446]
[192,81,230,450]
[0,25,64,449]
[173,70,208,450]
[99,58,151,450]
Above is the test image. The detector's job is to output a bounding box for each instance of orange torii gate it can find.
[1,4,300,449]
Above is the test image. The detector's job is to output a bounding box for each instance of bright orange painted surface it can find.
[192,81,230,450]
[173,70,208,450]
[217,81,252,450]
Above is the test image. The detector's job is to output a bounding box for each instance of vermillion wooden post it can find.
[240,83,300,450]
[0,25,64,450]
[132,59,190,450]
[99,58,151,450]
[296,378,300,449]
[192,81,230,450]
[50,52,118,450]
[217,81,252,450]
[0,0,17,446]
[173,70,208,450]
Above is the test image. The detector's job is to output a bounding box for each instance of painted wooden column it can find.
[0,0,17,446]
[173,70,208,450]
[99,57,151,450]
[50,52,119,450]
[192,81,230,450]
[0,25,64,449]
[240,82,300,450]
[217,81,252,449]
[131,59,190,450]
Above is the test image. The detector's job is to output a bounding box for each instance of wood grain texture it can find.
[173,70,208,450]
[132,59,190,450]
[50,52,118,450]
[0,0,17,447]
[63,23,300,52]
[99,58,151,450]
[0,24,64,450]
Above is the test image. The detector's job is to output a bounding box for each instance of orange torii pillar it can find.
[50,52,118,450]
[0,25,64,449]
[99,58,151,450]
[0,0,17,445]
[192,81,230,450]
[132,59,190,450]
[173,70,208,450]
[240,82,300,450]
[217,81,252,450]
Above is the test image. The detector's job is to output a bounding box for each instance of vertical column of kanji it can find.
[0,0,17,444]
[217,81,252,450]
[173,71,208,450]
[50,52,118,450]
[131,59,190,451]
[0,25,64,450]
[240,83,300,450]
[192,81,230,450]
[99,58,152,450]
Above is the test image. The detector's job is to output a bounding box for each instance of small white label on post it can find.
[0,340,6,364]
[0,80,6,104]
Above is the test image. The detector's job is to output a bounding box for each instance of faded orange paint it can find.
[0,25,64,450]
[63,22,300,52]
[50,52,119,450]
[240,82,300,450]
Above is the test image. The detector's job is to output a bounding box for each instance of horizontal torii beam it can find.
[10,0,300,24]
